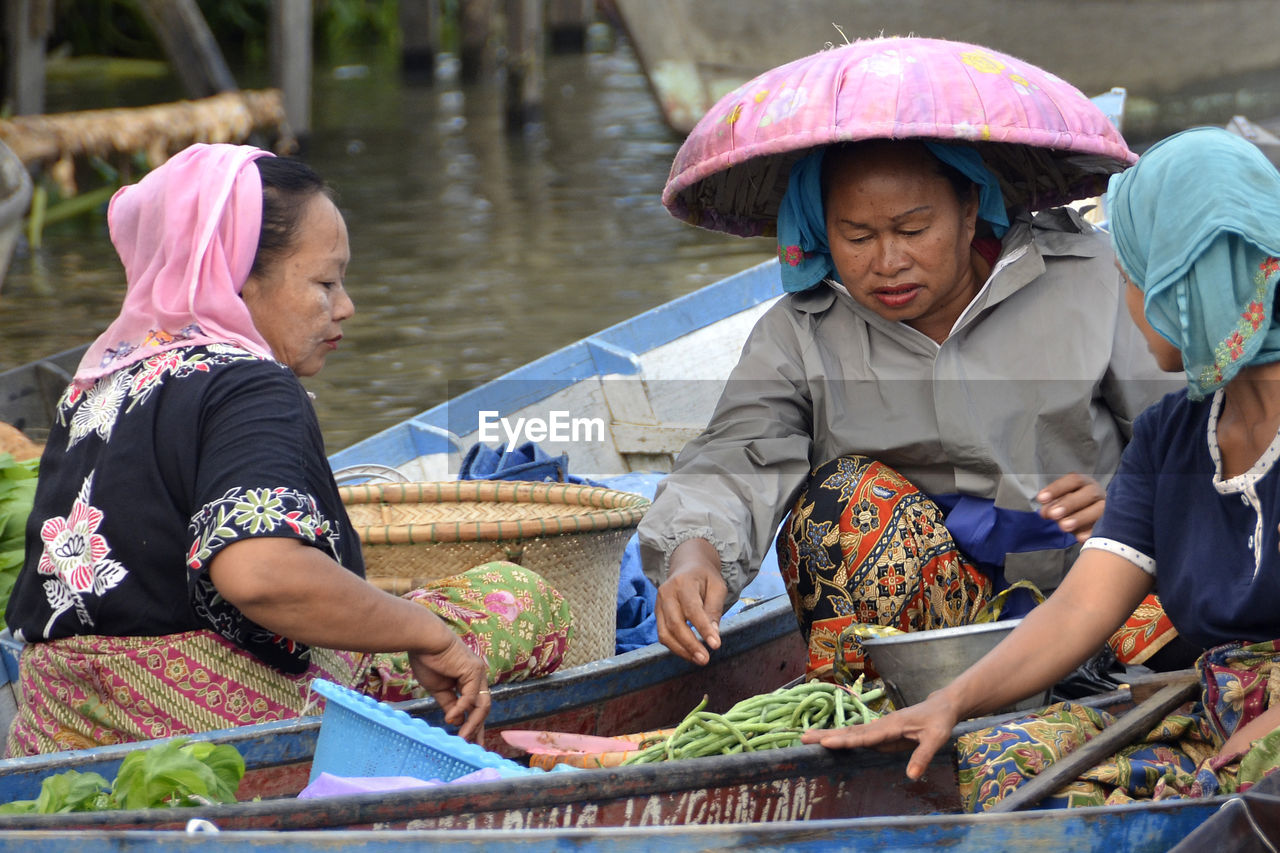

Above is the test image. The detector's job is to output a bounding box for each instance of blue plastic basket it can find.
[308,679,539,784]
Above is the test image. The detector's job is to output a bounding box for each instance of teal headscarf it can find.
[1106,127,1280,399]
[775,141,1010,293]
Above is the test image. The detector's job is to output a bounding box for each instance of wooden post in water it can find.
[271,0,313,142]
[2,0,51,116]
[135,0,237,98]
[459,0,496,84]
[400,0,442,82]
[504,0,545,130]
[547,0,594,53]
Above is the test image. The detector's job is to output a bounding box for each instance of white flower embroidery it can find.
[67,371,129,448]
[37,471,127,634]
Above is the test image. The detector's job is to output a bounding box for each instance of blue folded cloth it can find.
[458,441,585,484]
[456,443,787,654]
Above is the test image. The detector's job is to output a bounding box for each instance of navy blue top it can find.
[1089,389,1280,650]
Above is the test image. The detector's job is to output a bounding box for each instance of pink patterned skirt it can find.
[7,561,573,756]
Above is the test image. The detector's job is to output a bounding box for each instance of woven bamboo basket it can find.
[339,480,650,668]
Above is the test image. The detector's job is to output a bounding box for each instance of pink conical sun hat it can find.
[663,36,1137,238]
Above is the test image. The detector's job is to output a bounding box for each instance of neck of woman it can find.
[917,247,993,344]
[1217,361,1280,477]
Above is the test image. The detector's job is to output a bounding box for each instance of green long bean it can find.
[620,679,884,765]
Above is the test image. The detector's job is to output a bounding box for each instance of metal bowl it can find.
[860,620,1050,713]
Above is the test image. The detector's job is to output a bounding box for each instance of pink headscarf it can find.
[73,143,278,389]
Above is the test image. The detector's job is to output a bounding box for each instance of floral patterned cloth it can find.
[7,562,573,757]
[362,562,573,701]
[777,456,993,679]
[956,640,1280,811]
[1107,592,1179,666]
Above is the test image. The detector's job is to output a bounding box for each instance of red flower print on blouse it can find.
[1262,256,1280,276]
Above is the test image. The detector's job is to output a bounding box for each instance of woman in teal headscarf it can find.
[801,127,1280,809]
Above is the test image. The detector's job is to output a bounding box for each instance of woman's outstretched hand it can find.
[1038,472,1106,542]
[800,692,962,781]
[407,632,491,742]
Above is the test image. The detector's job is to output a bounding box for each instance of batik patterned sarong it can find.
[956,640,1280,811]
[777,456,993,679]
[7,562,573,756]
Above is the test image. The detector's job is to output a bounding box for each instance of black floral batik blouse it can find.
[5,344,364,675]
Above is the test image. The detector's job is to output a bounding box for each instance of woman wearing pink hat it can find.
[639,37,1181,683]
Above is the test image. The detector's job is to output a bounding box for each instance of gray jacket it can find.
[638,209,1176,599]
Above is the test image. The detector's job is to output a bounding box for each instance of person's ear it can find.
[960,186,981,237]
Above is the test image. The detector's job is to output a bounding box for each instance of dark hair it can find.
[250,156,334,279]
[820,139,977,206]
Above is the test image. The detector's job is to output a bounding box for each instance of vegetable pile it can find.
[621,678,883,764]
[0,737,245,814]
[0,453,39,631]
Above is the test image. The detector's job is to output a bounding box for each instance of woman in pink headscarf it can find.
[3,144,573,756]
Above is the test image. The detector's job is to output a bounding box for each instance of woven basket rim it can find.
[339,480,650,546]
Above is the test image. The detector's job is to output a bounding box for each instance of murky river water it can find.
[0,35,774,452]
[3,30,1278,454]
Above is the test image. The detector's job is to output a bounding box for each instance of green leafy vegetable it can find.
[0,452,39,631]
[0,738,245,814]
[0,769,112,814]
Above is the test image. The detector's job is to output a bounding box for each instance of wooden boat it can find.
[0,795,1229,851]
[0,344,80,442]
[0,257,1216,840]
[0,258,804,801]
[0,230,1241,842]
[607,0,1280,135]
[0,681,1192,833]
[0,140,31,293]
[1168,771,1280,852]
[0,591,803,805]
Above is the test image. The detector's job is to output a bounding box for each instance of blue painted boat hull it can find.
[0,792,1226,850]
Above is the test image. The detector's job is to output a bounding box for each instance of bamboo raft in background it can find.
[0,89,289,195]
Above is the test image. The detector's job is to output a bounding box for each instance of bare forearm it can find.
[208,538,456,654]
[938,552,1154,719]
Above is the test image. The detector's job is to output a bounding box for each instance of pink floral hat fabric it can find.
[663,36,1137,238]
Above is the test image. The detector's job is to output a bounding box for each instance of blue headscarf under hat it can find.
[775,141,1010,293]
[1106,127,1280,400]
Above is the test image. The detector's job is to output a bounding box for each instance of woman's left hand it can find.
[1038,472,1105,542]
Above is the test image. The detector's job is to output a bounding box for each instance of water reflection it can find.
[0,39,774,451]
